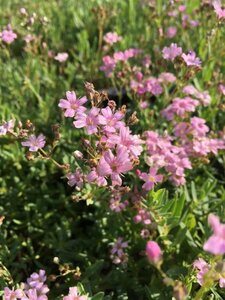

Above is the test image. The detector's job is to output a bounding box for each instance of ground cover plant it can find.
[1,0,225,299]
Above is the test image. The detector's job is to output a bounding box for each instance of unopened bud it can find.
[73,150,83,159]
[146,241,162,264]
[53,257,60,264]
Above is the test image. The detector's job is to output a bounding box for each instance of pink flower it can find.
[98,106,125,133]
[219,277,225,288]
[142,55,151,68]
[139,168,163,191]
[22,134,46,152]
[144,78,163,95]
[63,287,87,300]
[159,72,176,83]
[213,0,225,19]
[99,146,133,186]
[74,107,100,135]
[162,43,182,61]
[86,163,109,187]
[166,26,177,38]
[182,51,201,67]
[109,126,143,158]
[183,85,211,106]
[111,237,128,257]
[146,241,162,263]
[219,84,225,95]
[190,117,209,137]
[67,170,83,189]
[110,197,128,212]
[100,55,116,77]
[162,97,199,120]
[103,32,122,45]
[54,52,68,62]
[133,209,151,225]
[20,7,28,16]
[193,258,210,286]
[58,91,87,118]
[0,119,14,135]
[4,287,23,300]
[24,34,34,43]
[0,29,17,44]
[203,214,225,255]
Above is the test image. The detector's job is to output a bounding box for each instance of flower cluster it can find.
[4,270,49,300]
[58,85,143,188]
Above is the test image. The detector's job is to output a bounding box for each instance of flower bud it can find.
[146,241,162,264]
[73,150,83,159]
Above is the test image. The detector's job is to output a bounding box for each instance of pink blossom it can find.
[98,106,125,133]
[109,126,143,158]
[159,72,176,83]
[24,34,34,43]
[219,84,225,95]
[86,163,109,187]
[145,78,163,95]
[4,287,23,300]
[54,52,68,62]
[162,97,199,120]
[183,85,211,106]
[193,258,210,285]
[113,51,126,61]
[0,119,14,135]
[21,289,47,300]
[67,170,84,189]
[103,32,122,45]
[99,146,133,186]
[133,209,151,225]
[100,55,116,77]
[139,101,149,109]
[63,287,87,300]
[146,241,162,263]
[162,43,182,61]
[110,197,128,212]
[58,91,87,118]
[22,134,46,152]
[203,214,225,255]
[74,107,100,134]
[178,5,186,12]
[111,237,128,257]
[139,168,163,191]
[142,55,151,68]
[213,0,225,19]
[182,51,201,67]
[190,117,209,137]
[190,20,199,27]
[0,29,17,44]
[20,7,28,16]
[219,277,225,288]
[174,122,190,138]
[166,26,177,38]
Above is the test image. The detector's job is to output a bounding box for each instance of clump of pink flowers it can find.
[4,269,49,300]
